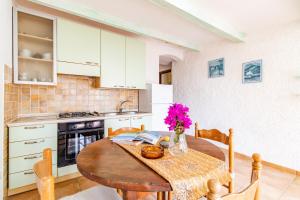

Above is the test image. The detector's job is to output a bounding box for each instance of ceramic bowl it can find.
[19,49,32,57]
[141,145,164,159]
[42,52,52,60]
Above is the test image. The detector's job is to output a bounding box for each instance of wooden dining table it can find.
[76,135,225,200]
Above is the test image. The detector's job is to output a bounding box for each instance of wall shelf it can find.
[18,56,53,63]
[18,33,53,42]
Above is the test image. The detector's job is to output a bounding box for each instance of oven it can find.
[57,120,104,167]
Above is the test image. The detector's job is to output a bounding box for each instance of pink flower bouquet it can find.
[164,103,192,143]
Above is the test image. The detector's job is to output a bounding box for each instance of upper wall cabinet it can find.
[13,8,57,85]
[100,30,126,88]
[126,38,146,89]
[98,30,146,89]
[57,19,100,77]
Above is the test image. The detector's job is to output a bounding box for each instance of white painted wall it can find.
[173,21,300,170]
[145,39,185,83]
[0,0,12,198]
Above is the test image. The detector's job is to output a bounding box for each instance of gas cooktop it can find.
[58,112,104,119]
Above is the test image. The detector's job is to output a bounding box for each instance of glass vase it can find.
[169,132,188,156]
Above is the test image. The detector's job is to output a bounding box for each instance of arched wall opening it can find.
[159,54,181,85]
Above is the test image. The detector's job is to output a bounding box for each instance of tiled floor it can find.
[7,154,300,200]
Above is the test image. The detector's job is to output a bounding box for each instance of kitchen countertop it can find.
[7,112,152,127]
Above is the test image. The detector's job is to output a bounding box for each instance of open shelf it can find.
[18,32,53,42]
[18,56,53,63]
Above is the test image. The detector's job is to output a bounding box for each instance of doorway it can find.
[159,55,174,85]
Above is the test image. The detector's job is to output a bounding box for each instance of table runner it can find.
[117,143,230,200]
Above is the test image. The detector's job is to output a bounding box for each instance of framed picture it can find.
[208,58,224,78]
[242,60,262,83]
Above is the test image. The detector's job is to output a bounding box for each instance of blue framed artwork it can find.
[242,60,262,83]
[208,58,224,78]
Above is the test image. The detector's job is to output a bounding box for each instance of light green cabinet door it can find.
[104,117,131,137]
[57,18,100,65]
[125,38,146,89]
[101,30,126,88]
[131,115,152,130]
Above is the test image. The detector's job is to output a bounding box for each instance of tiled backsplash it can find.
[4,65,18,123]
[5,72,138,117]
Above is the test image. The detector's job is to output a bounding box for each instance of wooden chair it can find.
[108,124,145,137]
[33,148,54,200]
[207,153,262,200]
[195,122,234,193]
[33,148,121,200]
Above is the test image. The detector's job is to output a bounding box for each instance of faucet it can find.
[119,100,131,113]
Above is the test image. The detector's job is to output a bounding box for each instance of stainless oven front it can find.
[57,120,104,167]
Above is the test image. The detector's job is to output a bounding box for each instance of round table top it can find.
[76,135,225,192]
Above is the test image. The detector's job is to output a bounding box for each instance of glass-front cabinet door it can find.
[13,8,57,85]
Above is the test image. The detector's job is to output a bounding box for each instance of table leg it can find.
[157,192,163,200]
[162,192,166,199]
[122,190,138,200]
[168,191,172,200]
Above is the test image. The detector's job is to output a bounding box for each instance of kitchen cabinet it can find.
[131,115,152,130]
[100,30,126,88]
[97,30,146,89]
[9,166,57,189]
[8,123,57,191]
[104,115,152,136]
[104,117,131,136]
[57,18,100,77]
[125,38,146,89]
[13,8,57,85]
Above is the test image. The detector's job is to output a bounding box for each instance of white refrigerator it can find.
[139,83,173,131]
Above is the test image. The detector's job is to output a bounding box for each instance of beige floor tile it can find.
[6,155,300,200]
[7,189,39,200]
[77,176,98,191]
[279,176,300,200]
[261,165,295,190]
[55,179,81,199]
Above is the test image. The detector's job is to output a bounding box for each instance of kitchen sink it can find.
[104,111,138,116]
[119,111,137,115]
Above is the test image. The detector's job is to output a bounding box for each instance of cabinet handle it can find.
[119,86,124,88]
[24,139,45,145]
[24,155,42,160]
[131,86,137,89]
[113,85,118,88]
[118,118,129,121]
[24,171,34,175]
[24,125,45,130]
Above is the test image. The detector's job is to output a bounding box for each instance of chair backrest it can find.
[207,153,262,200]
[195,122,234,192]
[108,124,145,137]
[33,148,55,200]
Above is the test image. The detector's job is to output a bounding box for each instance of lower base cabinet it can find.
[9,151,57,174]
[131,115,152,130]
[57,164,78,177]
[104,115,152,136]
[8,123,57,190]
[9,165,57,189]
[104,117,131,136]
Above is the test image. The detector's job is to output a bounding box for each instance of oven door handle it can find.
[59,128,104,135]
